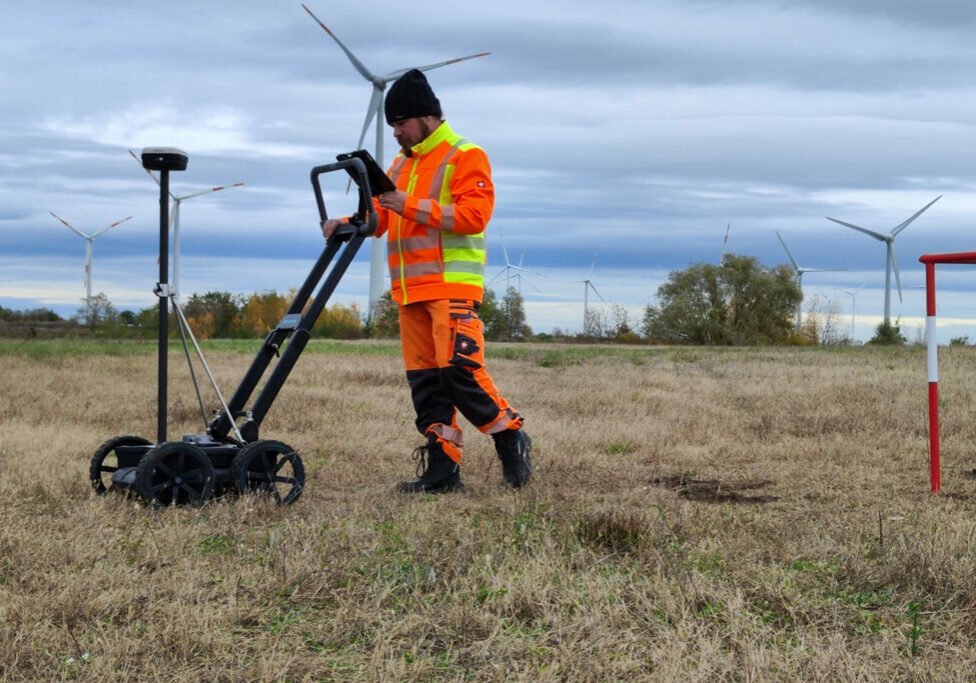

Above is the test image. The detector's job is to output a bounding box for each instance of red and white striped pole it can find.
[924,261,940,493]
[918,252,976,493]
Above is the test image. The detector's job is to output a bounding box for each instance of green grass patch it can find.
[488,344,674,367]
[602,440,637,456]
[0,338,158,358]
[199,533,237,556]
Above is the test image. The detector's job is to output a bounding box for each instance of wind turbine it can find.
[50,211,132,322]
[836,283,866,341]
[302,3,489,319]
[129,149,243,305]
[577,251,607,333]
[775,231,842,331]
[509,251,544,297]
[488,233,542,296]
[826,195,941,326]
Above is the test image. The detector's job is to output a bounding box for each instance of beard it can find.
[397,119,433,157]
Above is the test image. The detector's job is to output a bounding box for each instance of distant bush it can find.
[867,321,907,346]
[614,330,642,345]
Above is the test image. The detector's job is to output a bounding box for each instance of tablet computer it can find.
[336,149,396,197]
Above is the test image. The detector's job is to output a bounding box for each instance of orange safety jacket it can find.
[373,121,493,305]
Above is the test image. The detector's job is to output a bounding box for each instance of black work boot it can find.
[396,437,463,493]
[493,429,532,488]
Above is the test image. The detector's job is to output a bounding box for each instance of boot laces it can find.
[411,445,429,478]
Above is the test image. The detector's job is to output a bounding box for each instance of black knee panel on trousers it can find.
[406,368,456,435]
[439,365,500,428]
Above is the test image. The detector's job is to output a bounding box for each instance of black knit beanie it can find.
[385,69,442,124]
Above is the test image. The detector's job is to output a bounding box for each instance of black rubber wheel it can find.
[135,441,215,507]
[231,440,305,505]
[90,435,151,494]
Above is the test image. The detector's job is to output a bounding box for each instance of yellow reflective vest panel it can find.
[374,121,493,305]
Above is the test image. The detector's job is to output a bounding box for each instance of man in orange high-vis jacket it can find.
[323,69,531,493]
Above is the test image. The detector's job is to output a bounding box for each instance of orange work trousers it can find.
[399,298,522,463]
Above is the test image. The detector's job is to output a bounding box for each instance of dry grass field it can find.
[3,338,976,679]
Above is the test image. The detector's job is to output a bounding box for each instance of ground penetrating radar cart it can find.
[89,148,378,507]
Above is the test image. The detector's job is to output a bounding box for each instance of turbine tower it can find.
[577,251,606,334]
[836,283,866,341]
[50,211,132,322]
[129,150,243,305]
[775,231,841,331]
[826,195,941,326]
[302,3,489,319]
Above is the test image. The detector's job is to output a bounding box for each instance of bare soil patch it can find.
[652,474,779,504]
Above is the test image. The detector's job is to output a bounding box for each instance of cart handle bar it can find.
[310,158,378,238]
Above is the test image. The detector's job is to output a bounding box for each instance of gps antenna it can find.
[141,147,188,443]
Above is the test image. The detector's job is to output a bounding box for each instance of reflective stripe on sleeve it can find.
[415,198,432,225]
[441,205,455,232]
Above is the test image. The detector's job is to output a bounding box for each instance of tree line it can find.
[1,254,906,344]
[0,285,633,343]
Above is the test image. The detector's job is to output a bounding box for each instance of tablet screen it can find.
[336,149,396,197]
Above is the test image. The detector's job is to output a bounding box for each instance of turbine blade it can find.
[775,231,799,270]
[50,211,88,239]
[176,182,245,201]
[891,195,942,236]
[487,268,506,285]
[384,51,491,81]
[587,250,598,279]
[500,232,511,266]
[129,148,162,187]
[890,242,903,302]
[343,89,384,196]
[91,215,133,238]
[302,4,377,82]
[518,249,524,269]
[826,216,887,242]
[589,281,607,304]
[509,265,544,277]
[356,88,383,150]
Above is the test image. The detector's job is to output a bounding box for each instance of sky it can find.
[4,0,976,342]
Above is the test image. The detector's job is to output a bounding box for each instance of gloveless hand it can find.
[378,190,407,215]
[321,219,342,239]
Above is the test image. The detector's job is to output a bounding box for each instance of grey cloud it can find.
[3,0,976,337]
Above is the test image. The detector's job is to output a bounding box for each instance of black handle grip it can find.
[310,157,378,239]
